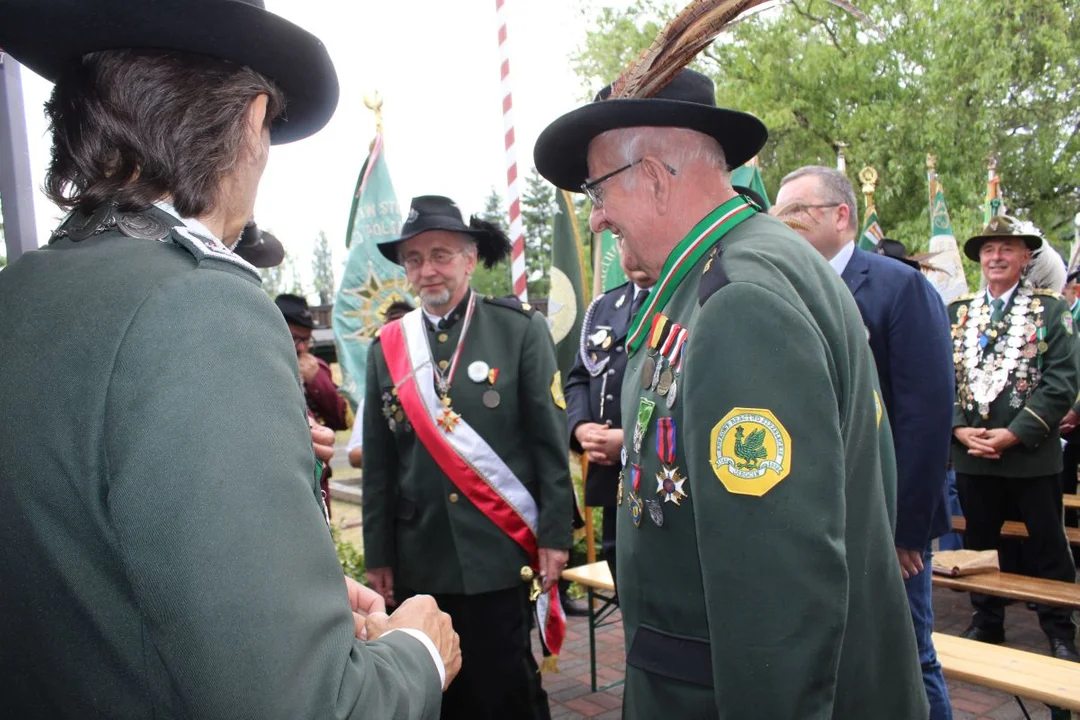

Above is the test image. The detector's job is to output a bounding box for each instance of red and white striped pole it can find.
[495,0,528,300]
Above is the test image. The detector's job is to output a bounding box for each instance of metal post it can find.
[0,52,40,262]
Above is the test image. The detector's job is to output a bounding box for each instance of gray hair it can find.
[603,127,727,190]
[779,165,860,232]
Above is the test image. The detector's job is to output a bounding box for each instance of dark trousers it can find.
[398,585,550,720]
[601,504,617,587]
[1063,440,1079,531]
[956,472,1076,640]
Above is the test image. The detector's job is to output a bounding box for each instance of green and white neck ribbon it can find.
[626,197,756,357]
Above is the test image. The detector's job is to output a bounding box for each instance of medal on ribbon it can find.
[655,417,687,506]
[641,314,670,390]
[628,463,643,527]
[633,397,656,454]
[663,328,688,407]
[654,322,680,396]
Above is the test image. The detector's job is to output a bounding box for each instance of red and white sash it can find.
[380,309,541,562]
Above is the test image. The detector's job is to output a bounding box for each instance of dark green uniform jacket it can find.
[362,292,573,595]
[949,287,1078,476]
[617,210,927,719]
[0,205,440,719]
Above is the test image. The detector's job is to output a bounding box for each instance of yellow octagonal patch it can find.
[710,407,792,496]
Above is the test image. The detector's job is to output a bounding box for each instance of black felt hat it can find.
[533,69,767,192]
[876,238,920,270]
[0,0,338,144]
[274,293,314,329]
[378,195,512,269]
[233,220,285,268]
[963,215,1042,262]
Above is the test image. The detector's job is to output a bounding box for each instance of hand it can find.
[954,427,1000,459]
[1061,410,1079,434]
[345,576,386,639]
[298,352,320,384]
[367,567,395,607]
[366,595,462,691]
[982,428,1019,454]
[578,425,623,466]
[538,547,569,593]
[309,418,335,463]
[895,547,925,580]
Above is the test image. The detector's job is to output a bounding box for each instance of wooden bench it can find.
[932,570,1080,610]
[561,561,620,692]
[934,632,1080,715]
[951,516,1080,546]
[1065,493,1079,510]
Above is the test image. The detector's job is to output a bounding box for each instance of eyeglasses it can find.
[401,248,466,271]
[772,202,841,218]
[291,333,313,348]
[581,158,678,208]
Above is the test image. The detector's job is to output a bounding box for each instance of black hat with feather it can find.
[533,0,877,192]
[377,195,512,269]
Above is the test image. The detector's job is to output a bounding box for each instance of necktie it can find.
[989,298,1005,325]
[631,289,651,317]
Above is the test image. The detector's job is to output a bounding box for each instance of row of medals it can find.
[954,288,1044,417]
[618,318,689,529]
[382,359,501,435]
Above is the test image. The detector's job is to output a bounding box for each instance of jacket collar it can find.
[841,246,870,297]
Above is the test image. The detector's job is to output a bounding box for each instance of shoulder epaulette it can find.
[1032,288,1063,300]
[483,294,537,316]
[698,246,730,306]
[949,292,978,306]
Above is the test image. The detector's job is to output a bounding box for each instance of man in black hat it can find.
[361,195,574,719]
[0,1,460,716]
[534,68,927,718]
[948,216,1079,661]
[775,165,955,719]
[275,293,349,433]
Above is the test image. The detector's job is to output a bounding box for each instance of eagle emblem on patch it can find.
[710,408,791,496]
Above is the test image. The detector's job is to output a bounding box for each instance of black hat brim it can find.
[534,98,768,192]
[233,229,285,268]
[0,0,338,145]
[962,234,1041,262]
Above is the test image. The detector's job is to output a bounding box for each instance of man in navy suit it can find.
[776,166,955,720]
[565,246,656,585]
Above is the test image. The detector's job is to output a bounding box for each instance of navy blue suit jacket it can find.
[841,248,955,548]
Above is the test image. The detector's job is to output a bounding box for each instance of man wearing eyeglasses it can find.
[534,69,927,719]
[361,195,573,719]
[276,293,350,433]
[775,165,956,719]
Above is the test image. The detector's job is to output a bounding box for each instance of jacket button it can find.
[608,369,616,376]
[449,493,459,503]
[437,333,449,343]
[606,394,614,401]
[438,360,449,370]
[615,345,624,353]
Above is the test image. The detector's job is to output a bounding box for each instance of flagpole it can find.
[833,141,849,173]
[0,52,39,262]
[494,0,528,300]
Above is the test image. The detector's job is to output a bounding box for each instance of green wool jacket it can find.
[362,292,573,595]
[949,288,1078,477]
[0,205,441,719]
[616,210,927,720]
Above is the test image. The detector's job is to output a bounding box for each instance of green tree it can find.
[573,0,1080,281]
[471,188,514,297]
[312,230,335,305]
[260,264,284,298]
[522,168,557,297]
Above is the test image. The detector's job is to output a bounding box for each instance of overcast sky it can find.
[12,0,634,284]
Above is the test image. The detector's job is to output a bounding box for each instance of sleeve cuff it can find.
[381,628,446,689]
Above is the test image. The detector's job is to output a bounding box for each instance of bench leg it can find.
[1014,697,1032,720]
[588,586,598,693]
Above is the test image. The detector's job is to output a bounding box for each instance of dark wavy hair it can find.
[44,49,284,218]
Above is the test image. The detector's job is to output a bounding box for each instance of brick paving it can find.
[536,576,1077,719]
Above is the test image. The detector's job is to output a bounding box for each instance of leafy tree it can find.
[311,230,335,305]
[260,264,285,299]
[522,168,557,297]
[573,0,1080,282]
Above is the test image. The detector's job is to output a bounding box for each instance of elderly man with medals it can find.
[361,195,574,719]
[950,216,1080,661]
[532,4,927,717]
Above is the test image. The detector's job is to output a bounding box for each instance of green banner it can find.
[598,230,627,292]
[730,162,771,210]
[332,135,413,410]
[548,189,588,377]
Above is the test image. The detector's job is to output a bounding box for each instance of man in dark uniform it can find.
[0,0,459,717]
[362,196,574,719]
[949,216,1079,661]
[566,248,656,584]
[535,68,927,719]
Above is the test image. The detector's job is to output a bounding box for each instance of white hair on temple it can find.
[606,127,727,190]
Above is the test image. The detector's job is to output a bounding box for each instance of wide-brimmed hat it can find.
[533,69,767,192]
[963,215,1043,261]
[233,220,285,268]
[0,0,338,144]
[378,195,511,269]
[275,293,314,329]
